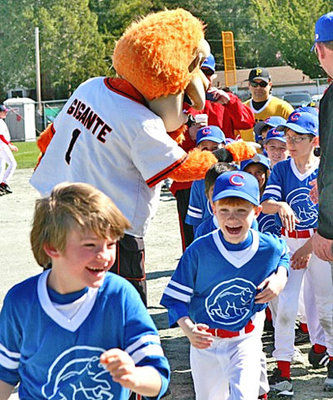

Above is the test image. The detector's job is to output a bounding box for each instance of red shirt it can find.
[170,94,255,194]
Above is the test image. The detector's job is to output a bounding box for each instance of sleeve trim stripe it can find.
[125,334,160,354]
[0,354,19,370]
[0,344,20,359]
[264,189,281,197]
[131,345,164,365]
[146,154,188,188]
[169,280,193,294]
[164,287,191,303]
[266,185,281,190]
[187,210,202,218]
[188,205,202,212]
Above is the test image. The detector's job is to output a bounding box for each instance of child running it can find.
[0,182,170,399]
[161,171,289,399]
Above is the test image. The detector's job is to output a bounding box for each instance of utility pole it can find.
[35,27,42,115]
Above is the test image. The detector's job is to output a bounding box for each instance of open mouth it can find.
[226,226,242,235]
[86,266,107,276]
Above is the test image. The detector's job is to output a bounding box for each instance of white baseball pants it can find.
[0,144,17,183]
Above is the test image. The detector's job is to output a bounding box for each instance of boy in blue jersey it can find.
[263,127,288,168]
[186,125,227,232]
[161,171,289,400]
[0,183,170,400]
[262,111,333,394]
[194,162,238,239]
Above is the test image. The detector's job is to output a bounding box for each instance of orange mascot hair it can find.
[113,9,204,100]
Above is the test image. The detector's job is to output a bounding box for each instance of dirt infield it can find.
[0,169,331,399]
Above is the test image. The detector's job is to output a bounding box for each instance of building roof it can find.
[214,65,316,89]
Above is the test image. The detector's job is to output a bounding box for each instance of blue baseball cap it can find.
[312,12,333,50]
[212,171,260,206]
[254,116,286,142]
[295,106,319,116]
[265,127,286,144]
[196,125,226,145]
[201,54,216,73]
[240,154,270,172]
[277,111,319,136]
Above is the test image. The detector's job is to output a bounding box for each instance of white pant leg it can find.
[228,334,262,400]
[269,297,279,327]
[190,342,229,400]
[273,237,306,361]
[303,270,326,347]
[297,278,307,324]
[0,144,16,183]
[0,158,5,182]
[305,253,333,356]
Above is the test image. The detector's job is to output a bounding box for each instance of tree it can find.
[252,0,331,78]
[0,0,108,99]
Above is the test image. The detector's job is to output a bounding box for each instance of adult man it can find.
[0,105,18,195]
[312,12,333,265]
[240,68,294,141]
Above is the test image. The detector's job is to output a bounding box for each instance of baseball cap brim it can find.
[279,122,315,135]
[250,77,270,83]
[197,136,225,145]
[265,136,286,143]
[212,189,259,206]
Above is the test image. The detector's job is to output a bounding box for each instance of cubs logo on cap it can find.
[277,111,319,136]
[289,112,301,122]
[264,128,286,144]
[212,171,260,206]
[229,173,245,187]
[196,125,226,145]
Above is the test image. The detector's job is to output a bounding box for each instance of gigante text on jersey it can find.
[66,99,112,143]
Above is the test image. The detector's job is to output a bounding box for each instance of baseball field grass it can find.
[12,141,39,169]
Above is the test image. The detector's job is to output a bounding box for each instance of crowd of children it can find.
[0,12,332,400]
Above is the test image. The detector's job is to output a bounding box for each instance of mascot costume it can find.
[30,9,255,304]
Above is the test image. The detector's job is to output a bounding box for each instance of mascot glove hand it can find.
[225,140,257,162]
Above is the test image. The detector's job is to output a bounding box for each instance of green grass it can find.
[12,141,40,169]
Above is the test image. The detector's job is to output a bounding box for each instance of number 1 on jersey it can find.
[65,129,81,164]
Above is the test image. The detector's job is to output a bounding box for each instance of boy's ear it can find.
[312,136,319,147]
[43,243,61,258]
[212,202,217,215]
[254,205,262,217]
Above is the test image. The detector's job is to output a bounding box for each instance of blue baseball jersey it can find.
[0,271,170,399]
[257,211,281,236]
[262,158,319,230]
[195,216,259,239]
[185,179,212,229]
[160,229,289,331]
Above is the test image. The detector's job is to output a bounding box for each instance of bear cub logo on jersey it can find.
[205,278,256,327]
[42,346,114,399]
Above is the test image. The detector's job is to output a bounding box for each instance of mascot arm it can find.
[168,141,256,182]
[168,148,217,182]
[34,123,55,169]
[37,123,55,153]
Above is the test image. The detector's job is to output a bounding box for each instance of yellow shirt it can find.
[239,96,294,141]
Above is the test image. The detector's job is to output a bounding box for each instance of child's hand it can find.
[291,239,312,270]
[187,323,214,349]
[207,87,230,105]
[9,144,18,152]
[278,202,299,232]
[309,179,318,204]
[178,317,213,349]
[255,267,288,303]
[100,349,137,389]
[100,349,162,397]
